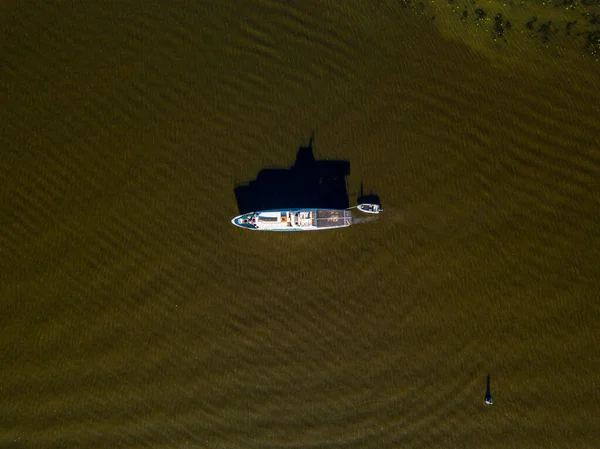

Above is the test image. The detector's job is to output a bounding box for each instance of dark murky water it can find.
[1,2,599,447]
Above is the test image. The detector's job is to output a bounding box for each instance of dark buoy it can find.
[485,374,493,406]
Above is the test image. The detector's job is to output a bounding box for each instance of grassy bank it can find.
[401,0,600,60]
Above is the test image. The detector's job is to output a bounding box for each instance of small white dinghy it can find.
[357,203,382,214]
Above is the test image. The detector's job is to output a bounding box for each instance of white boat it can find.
[357,203,382,214]
[231,208,352,231]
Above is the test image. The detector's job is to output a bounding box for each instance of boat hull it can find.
[357,203,382,214]
[231,208,352,231]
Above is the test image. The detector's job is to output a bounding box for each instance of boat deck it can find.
[315,209,352,228]
[232,208,353,231]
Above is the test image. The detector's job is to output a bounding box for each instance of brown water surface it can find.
[1,1,599,448]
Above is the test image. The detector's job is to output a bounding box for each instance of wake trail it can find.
[352,215,379,225]
[351,206,405,225]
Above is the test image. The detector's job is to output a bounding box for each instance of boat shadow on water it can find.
[234,134,354,214]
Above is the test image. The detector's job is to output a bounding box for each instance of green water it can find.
[1,1,599,448]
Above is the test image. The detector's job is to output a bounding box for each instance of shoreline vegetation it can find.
[400,0,600,59]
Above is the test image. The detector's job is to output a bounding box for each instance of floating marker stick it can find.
[485,374,493,405]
